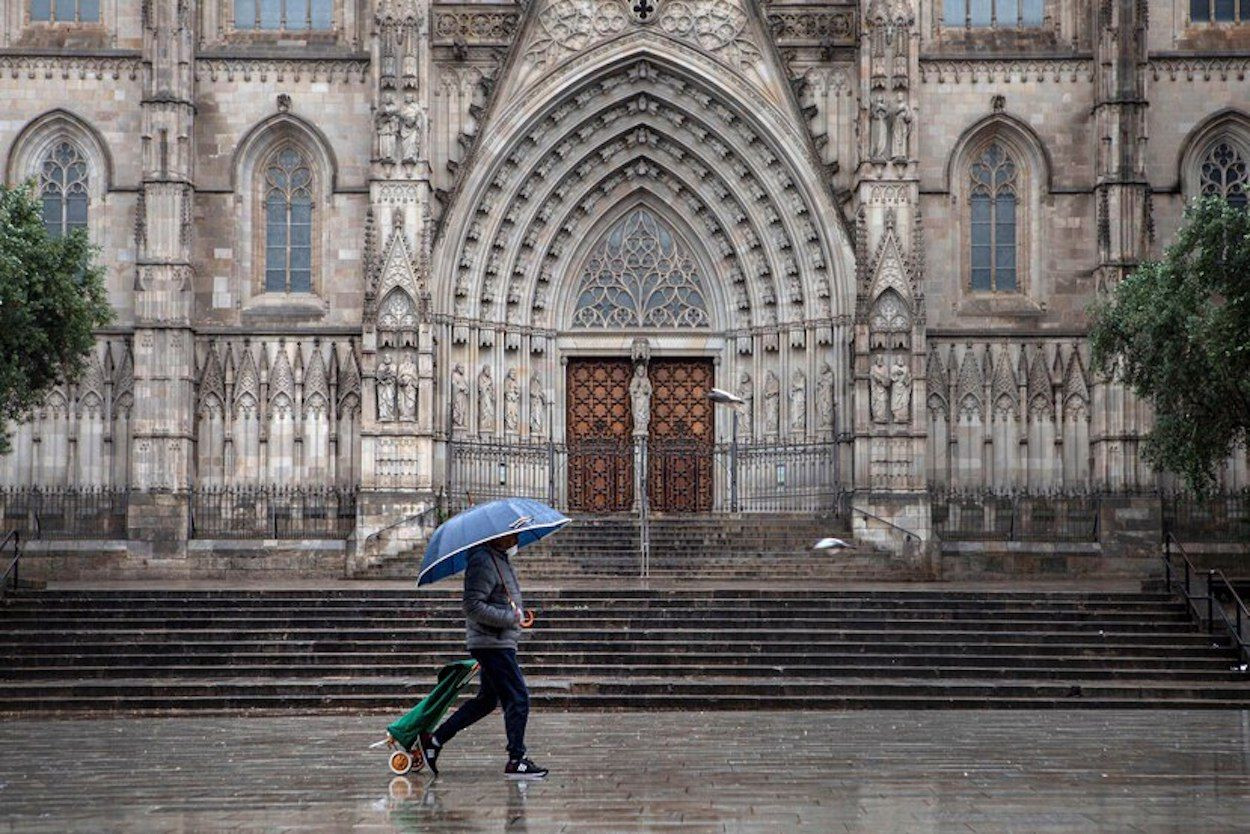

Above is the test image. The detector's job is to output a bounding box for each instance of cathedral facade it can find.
[1,1,1248,566]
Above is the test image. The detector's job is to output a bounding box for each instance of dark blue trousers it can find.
[433,648,529,760]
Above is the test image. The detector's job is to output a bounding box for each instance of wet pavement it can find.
[1,711,1249,832]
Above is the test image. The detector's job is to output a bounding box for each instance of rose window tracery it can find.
[1200,141,1249,210]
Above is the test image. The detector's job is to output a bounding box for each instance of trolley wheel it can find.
[388,749,414,775]
[388,776,414,800]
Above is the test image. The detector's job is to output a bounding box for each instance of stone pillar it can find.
[127,1,197,556]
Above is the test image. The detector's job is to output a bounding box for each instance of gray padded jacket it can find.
[462,545,524,651]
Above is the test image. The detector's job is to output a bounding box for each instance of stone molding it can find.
[0,53,141,81]
[194,57,370,84]
[432,6,522,45]
[765,5,857,47]
[1149,57,1250,83]
[918,58,1093,84]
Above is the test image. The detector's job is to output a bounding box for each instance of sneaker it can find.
[418,732,441,776]
[504,758,548,780]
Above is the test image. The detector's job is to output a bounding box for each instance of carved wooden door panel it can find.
[566,359,634,513]
[648,359,714,512]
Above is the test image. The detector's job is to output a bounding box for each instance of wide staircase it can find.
[2,586,1248,713]
[356,513,919,581]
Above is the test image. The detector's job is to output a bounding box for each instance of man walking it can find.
[419,532,548,780]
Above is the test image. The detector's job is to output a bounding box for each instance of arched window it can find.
[943,0,1044,27]
[234,0,333,30]
[263,147,313,293]
[30,0,100,22]
[969,142,1018,293]
[39,140,89,238]
[572,207,710,329]
[1199,141,1249,209]
[1190,0,1246,23]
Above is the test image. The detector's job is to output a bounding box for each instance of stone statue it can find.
[376,352,397,422]
[504,367,520,434]
[789,370,807,436]
[529,374,546,436]
[817,362,835,431]
[890,357,912,423]
[399,92,424,165]
[629,362,652,436]
[396,352,417,421]
[737,370,753,439]
[376,94,399,164]
[891,96,912,161]
[401,31,419,85]
[870,94,891,161]
[477,365,495,434]
[380,39,398,87]
[763,371,780,436]
[870,356,890,424]
[451,363,468,429]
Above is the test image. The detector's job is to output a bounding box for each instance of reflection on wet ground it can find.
[2,711,1250,832]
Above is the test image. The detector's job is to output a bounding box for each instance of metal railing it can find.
[718,439,842,513]
[1163,531,1250,667]
[189,485,358,539]
[930,490,1101,542]
[0,486,128,540]
[447,437,561,512]
[1162,491,1250,542]
[1,530,20,601]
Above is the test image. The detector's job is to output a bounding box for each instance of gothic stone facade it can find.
[1,1,1248,568]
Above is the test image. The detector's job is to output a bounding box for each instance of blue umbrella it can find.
[417,498,571,587]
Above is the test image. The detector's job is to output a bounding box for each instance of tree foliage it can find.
[1089,197,1250,494]
[0,183,112,454]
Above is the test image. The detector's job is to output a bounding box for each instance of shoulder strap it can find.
[488,551,517,610]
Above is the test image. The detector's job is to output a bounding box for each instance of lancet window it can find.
[39,141,89,238]
[943,0,1044,27]
[234,0,333,30]
[969,142,1018,293]
[1190,0,1246,23]
[264,147,314,294]
[30,0,100,22]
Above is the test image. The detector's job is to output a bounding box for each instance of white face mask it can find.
[504,545,518,558]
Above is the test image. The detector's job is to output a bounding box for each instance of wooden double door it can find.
[566,357,713,513]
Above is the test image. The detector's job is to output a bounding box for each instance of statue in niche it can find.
[763,371,780,436]
[890,357,912,423]
[789,370,807,436]
[376,94,399,165]
[451,363,469,429]
[891,95,912,161]
[817,363,835,431]
[530,374,546,436]
[870,93,891,161]
[629,362,652,437]
[737,370,753,439]
[397,352,417,421]
[376,351,398,422]
[380,38,398,87]
[504,368,521,434]
[477,365,496,434]
[870,355,891,424]
[401,30,419,85]
[399,93,425,165]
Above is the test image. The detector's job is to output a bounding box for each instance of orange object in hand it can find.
[519,609,535,629]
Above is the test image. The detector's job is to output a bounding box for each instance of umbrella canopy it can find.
[417,497,571,587]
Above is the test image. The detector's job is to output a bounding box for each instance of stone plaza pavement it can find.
[2,712,1250,833]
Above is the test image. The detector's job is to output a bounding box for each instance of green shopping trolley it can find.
[371,658,479,775]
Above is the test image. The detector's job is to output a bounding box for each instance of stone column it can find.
[127,1,197,556]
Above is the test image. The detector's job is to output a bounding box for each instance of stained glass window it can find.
[1200,141,1249,210]
[235,0,333,31]
[30,0,99,21]
[264,148,314,293]
[1192,0,1245,21]
[39,141,89,238]
[944,0,1044,27]
[572,208,710,329]
[969,143,1019,293]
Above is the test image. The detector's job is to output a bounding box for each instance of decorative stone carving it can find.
[629,361,653,436]
[890,96,911,161]
[789,370,807,436]
[376,93,400,164]
[451,363,469,429]
[399,93,426,165]
[890,358,911,424]
[869,93,890,161]
[870,356,891,424]
[376,351,399,421]
[504,368,521,434]
[397,352,418,421]
[817,363,834,431]
[737,370,753,438]
[530,374,547,436]
[477,366,496,434]
[763,371,780,436]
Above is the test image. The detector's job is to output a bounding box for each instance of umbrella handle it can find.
[519,609,535,629]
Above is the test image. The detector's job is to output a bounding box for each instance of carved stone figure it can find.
[890,357,912,423]
[376,94,399,164]
[817,363,835,431]
[891,96,912,161]
[451,363,469,429]
[396,352,417,421]
[376,352,397,422]
[529,374,546,436]
[737,370,753,438]
[399,93,425,164]
[789,370,807,435]
[870,94,891,161]
[763,371,780,436]
[504,367,520,434]
[629,362,652,436]
[870,356,891,424]
[477,365,495,434]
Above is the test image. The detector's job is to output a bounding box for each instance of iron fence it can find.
[930,490,1101,542]
[721,439,842,513]
[189,485,357,539]
[1162,492,1250,542]
[447,437,560,512]
[0,486,129,539]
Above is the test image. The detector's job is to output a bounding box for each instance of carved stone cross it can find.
[632,0,657,21]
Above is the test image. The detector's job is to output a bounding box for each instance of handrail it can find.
[850,505,918,542]
[364,502,441,547]
[1163,530,1250,667]
[1,530,21,601]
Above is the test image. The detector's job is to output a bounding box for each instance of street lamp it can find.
[708,388,744,512]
